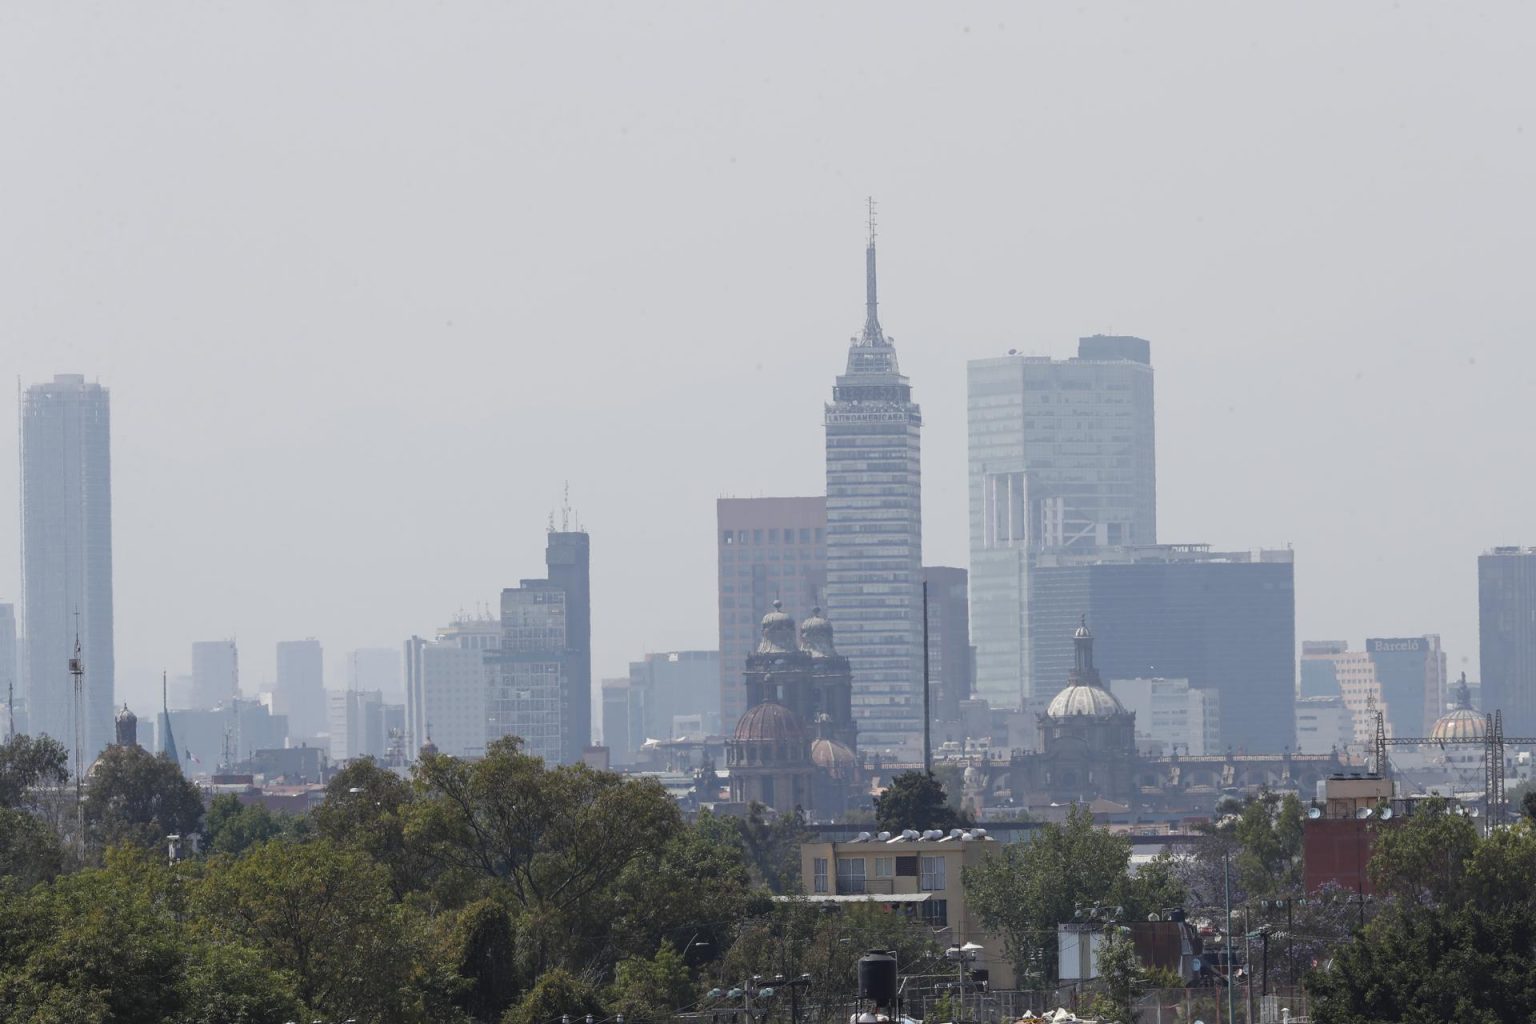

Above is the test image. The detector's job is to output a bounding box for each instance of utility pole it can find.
[1224,850,1236,1024]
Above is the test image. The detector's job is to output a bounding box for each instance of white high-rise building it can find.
[21,374,115,759]
[967,339,1156,709]
[1108,676,1220,756]
[404,617,499,759]
[824,210,923,756]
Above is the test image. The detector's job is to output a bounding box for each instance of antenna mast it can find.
[69,614,85,859]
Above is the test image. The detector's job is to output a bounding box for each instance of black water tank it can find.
[858,951,897,1006]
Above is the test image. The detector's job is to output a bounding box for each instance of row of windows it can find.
[813,854,947,894]
[722,528,825,546]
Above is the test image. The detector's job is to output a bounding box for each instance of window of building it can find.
[753,529,764,544]
[836,857,866,894]
[920,899,948,928]
[813,857,828,894]
[874,857,894,878]
[722,531,734,545]
[800,528,812,544]
[919,855,946,892]
[815,528,825,543]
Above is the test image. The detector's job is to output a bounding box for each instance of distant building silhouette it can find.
[923,566,972,725]
[190,639,239,709]
[21,374,115,760]
[716,496,826,728]
[492,528,591,765]
[1479,547,1536,736]
[273,639,326,741]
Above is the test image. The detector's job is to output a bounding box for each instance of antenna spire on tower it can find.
[860,194,884,346]
[861,196,884,345]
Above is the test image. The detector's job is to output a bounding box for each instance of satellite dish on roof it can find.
[1379,806,1394,821]
[1307,807,1322,820]
[1356,807,1374,819]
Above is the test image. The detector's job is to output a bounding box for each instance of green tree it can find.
[82,744,204,851]
[609,943,694,1022]
[875,771,970,833]
[441,897,521,1024]
[0,806,66,891]
[1311,805,1536,1024]
[0,734,70,811]
[313,756,431,896]
[501,967,604,1024]
[0,861,188,1023]
[194,837,429,1022]
[1085,927,1141,1024]
[964,805,1182,985]
[608,812,756,968]
[1366,796,1479,906]
[202,793,285,856]
[732,803,809,894]
[409,737,681,978]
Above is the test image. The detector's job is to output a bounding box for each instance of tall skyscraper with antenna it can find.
[824,202,924,755]
[20,374,115,760]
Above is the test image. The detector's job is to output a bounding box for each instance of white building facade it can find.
[1108,676,1220,756]
[404,616,498,759]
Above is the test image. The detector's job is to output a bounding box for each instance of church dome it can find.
[810,737,857,779]
[799,608,837,657]
[1432,709,1485,743]
[757,601,797,654]
[1046,618,1125,718]
[733,700,807,744]
[1432,676,1484,743]
[1047,684,1126,719]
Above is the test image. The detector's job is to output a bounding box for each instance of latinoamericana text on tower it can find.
[823,201,924,757]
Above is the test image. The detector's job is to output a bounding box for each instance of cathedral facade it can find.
[727,603,863,817]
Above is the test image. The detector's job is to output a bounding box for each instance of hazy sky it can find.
[3,3,1534,714]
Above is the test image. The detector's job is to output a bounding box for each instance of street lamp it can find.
[945,942,983,1024]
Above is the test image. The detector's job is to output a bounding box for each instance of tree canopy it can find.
[1311,801,1536,1024]
[81,744,205,852]
[964,804,1186,985]
[874,770,971,833]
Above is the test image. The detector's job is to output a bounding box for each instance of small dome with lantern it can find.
[1431,675,1486,743]
[1045,618,1127,719]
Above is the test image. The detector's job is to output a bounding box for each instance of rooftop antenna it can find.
[560,482,572,532]
[68,612,84,859]
[861,196,884,345]
[6,680,14,741]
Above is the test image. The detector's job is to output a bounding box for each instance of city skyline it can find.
[2,5,1531,718]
